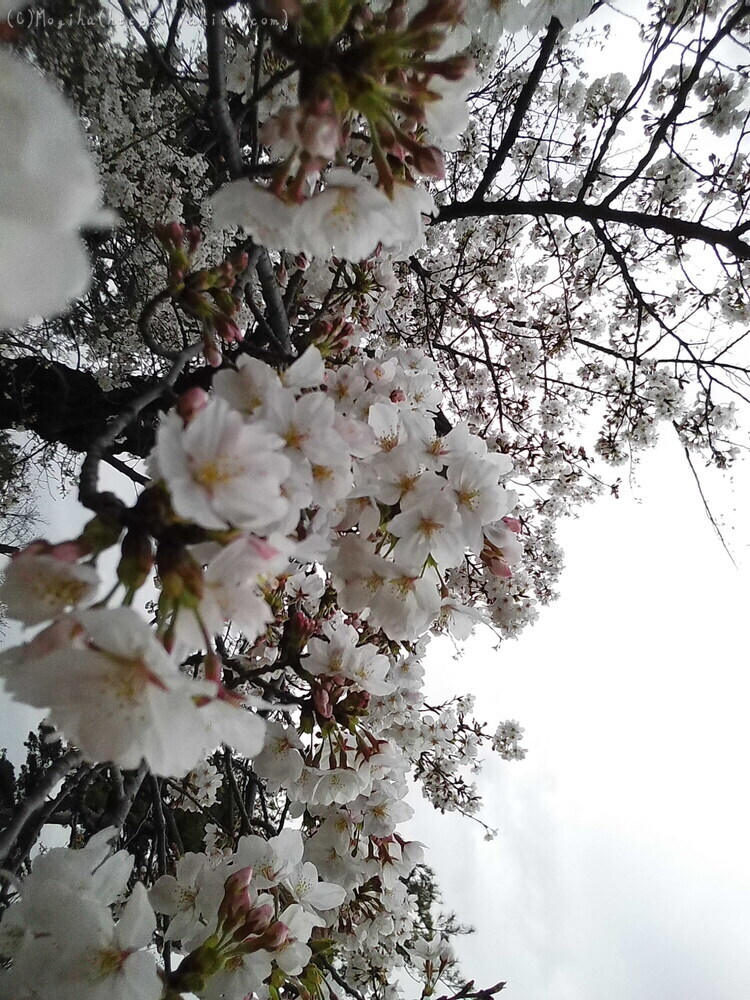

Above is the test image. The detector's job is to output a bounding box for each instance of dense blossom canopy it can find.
[0,1,749,997]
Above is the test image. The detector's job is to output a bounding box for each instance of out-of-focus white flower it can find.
[291,170,392,262]
[0,546,99,625]
[0,834,161,1000]
[0,50,111,329]
[209,179,299,250]
[425,70,480,152]
[380,183,437,258]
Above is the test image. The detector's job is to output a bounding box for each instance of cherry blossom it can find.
[150,398,291,533]
[210,180,298,250]
[0,49,111,328]
[0,544,99,625]
[291,171,394,262]
[0,608,266,775]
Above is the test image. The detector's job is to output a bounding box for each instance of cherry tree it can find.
[0,1,748,997]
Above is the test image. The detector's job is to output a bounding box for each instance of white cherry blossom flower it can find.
[213,354,285,418]
[388,488,466,572]
[233,829,304,888]
[0,50,112,328]
[381,183,438,258]
[0,548,99,625]
[292,170,392,262]
[446,454,516,553]
[149,852,227,946]
[284,861,347,912]
[201,947,274,1000]
[0,608,266,775]
[437,597,487,640]
[1,839,160,1000]
[273,904,326,976]
[175,534,287,650]
[307,622,394,696]
[209,180,298,250]
[360,791,414,839]
[253,721,306,790]
[425,70,481,153]
[280,345,326,390]
[150,398,291,533]
[368,402,406,453]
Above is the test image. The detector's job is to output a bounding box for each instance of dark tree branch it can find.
[255,249,293,357]
[223,746,252,836]
[473,18,563,202]
[78,341,202,515]
[436,197,750,260]
[204,0,244,178]
[97,760,149,833]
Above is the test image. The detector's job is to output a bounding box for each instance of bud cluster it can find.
[168,868,289,994]
[155,222,250,366]
[264,0,473,198]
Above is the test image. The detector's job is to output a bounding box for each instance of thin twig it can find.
[223,746,252,835]
[78,341,202,515]
[678,436,738,569]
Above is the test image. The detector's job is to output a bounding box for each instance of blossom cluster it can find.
[0,338,527,995]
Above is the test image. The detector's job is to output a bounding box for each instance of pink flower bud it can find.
[155,221,184,250]
[167,221,185,246]
[347,689,371,714]
[14,539,48,558]
[176,387,210,425]
[429,54,473,82]
[409,0,465,31]
[313,686,332,719]
[234,902,274,941]
[219,867,256,926]
[502,516,522,534]
[204,652,223,684]
[409,143,446,180]
[203,338,223,368]
[390,389,406,403]
[386,0,408,29]
[214,314,244,344]
[259,920,289,951]
[487,558,512,579]
[291,610,318,642]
